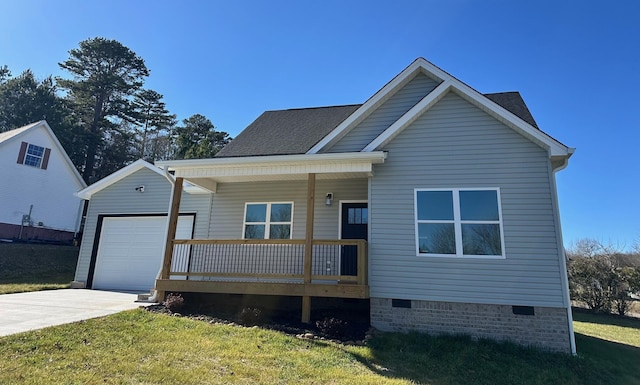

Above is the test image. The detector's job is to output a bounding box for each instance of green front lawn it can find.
[0,309,638,385]
[573,310,640,384]
[0,243,78,294]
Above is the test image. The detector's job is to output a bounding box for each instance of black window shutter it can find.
[16,142,28,164]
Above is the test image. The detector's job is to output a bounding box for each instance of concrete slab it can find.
[0,289,153,337]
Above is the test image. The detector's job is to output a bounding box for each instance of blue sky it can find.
[1,1,638,249]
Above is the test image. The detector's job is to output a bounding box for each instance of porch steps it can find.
[136,290,157,303]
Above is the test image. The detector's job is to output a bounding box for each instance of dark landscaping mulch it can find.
[145,293,373,344]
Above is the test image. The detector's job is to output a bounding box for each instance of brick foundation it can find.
[370,298,571,353]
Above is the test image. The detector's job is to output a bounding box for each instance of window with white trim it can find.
[24,144,45,168]
[243,202,293,239]
[415,188,505,258]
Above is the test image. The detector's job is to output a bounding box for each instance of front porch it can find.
[154,152,386,322]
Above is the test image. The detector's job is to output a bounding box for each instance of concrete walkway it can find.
[0,289,153,337]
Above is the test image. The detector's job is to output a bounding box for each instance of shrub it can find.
[567,239,640,316]
[163,293,185,312]
[316,317,349,339]
[238,307,263,326]
[568,254,615,313]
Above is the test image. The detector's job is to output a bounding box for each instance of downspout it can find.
[73,199,85,243]
[550,153,577,355]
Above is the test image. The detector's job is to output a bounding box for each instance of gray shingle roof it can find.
[216,105,361,157]
[484,92,539,128]
[216,92,539,157]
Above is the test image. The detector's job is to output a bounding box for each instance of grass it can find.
[0,243,78,294]
[0,309,638,385]
[1,245,639,383]
[572,310,640,385]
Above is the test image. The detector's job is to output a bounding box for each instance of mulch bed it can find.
[145,294,374,345]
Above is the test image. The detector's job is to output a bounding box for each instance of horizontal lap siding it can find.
[74,168,211,283]
[328,74,439,152]
[369,92,565,307]
[209,179,368,239]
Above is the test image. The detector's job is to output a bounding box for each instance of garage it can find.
[91,215,194,291]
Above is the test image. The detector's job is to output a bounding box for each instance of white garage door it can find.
[92,216,194,291]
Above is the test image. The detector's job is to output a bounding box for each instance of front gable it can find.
[325,72,440,153]
[308,58,572,162]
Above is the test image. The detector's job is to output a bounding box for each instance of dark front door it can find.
[341,202,368,276]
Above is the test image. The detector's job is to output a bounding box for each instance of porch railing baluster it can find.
[165,239,366,285]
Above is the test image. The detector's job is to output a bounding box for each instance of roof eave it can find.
[156,151,387,170]
[75,159,164,200]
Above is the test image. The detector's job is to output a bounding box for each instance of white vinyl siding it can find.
[327,73,439,153]
[369,91,565,308]
[0,126,84,233]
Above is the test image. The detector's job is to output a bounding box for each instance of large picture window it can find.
[243,202,293,239]
[415,188,505,258]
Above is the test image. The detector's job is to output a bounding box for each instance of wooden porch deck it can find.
[155,239,369,321]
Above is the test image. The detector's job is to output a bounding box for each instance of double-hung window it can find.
[24,144,45,168]
[415,188,505,258]
[243,202,293,239]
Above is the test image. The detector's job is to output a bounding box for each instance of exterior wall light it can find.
[325,193,333,206]
[135,185,145,193]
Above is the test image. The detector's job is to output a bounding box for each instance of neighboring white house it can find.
[0,121,86,242]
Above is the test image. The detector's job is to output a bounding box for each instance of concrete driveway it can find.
[0,289,152,337]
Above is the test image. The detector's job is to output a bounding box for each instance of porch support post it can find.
[158,176,183,301]
[302,173,316,323]
[357,240,367,285]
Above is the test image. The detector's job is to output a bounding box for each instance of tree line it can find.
[0,37,231,183]
[567,238,640,316]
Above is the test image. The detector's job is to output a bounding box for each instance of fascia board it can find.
[75,159,163,199]
[175,161,376,179]
[157,151,387,170]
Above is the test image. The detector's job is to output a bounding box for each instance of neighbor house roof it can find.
[215,104,361,157]
[216,91,542,158]
[0,121,41,143]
